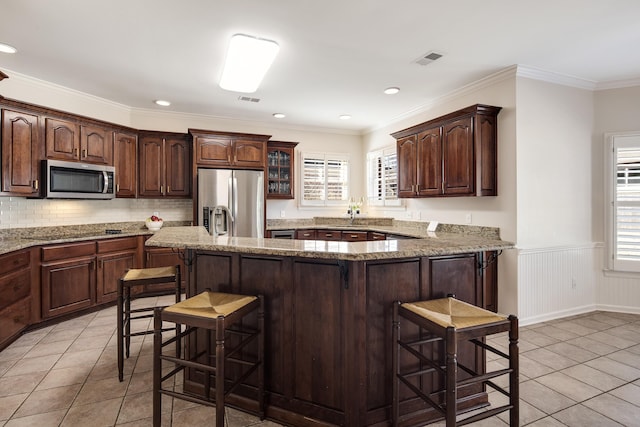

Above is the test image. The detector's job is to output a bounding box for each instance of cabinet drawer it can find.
[42,241,96,262]
[97,237,138,253]
[0,268,30,309]
[341,231,368,241]
[368,231,387,241]
[317,230,342,241]
[0,297,31,344]
[0,250,30,276]
[295,230,317,240]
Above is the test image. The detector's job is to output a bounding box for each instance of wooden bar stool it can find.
[392,296,519,427]
[117,265,181,381]
[152,290,265,427]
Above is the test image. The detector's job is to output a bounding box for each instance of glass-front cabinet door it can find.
[267,141,298,199]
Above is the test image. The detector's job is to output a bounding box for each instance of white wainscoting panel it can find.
[518,244,599,325]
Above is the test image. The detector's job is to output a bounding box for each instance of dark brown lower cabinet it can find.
[96,237,140,303]
[187,250,497,426]
[41,242,96,319]
[0,249,34,349]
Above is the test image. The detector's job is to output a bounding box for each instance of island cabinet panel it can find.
[187,249,496,427]
[363,258,427,423]
[291,259,345,422]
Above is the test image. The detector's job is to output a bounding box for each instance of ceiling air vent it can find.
[415,51,443,66]
[238,96,260,103]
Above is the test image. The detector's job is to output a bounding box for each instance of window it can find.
[367,146,401,206]
[606,133,640,272]
[300,152,349,206]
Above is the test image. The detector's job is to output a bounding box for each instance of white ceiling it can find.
[1,0,640,133]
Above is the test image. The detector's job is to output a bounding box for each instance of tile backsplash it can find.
[0,197,193,229]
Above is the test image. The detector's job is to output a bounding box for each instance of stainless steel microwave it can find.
[42,159,115,199]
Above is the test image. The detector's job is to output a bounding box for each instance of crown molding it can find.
[1,68,131,113]
[595,77,640,90]
[515,65,597,90]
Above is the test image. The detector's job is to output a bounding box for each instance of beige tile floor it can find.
[0,296,639,426]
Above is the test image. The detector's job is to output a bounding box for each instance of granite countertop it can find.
[145,225,514,261]
[0,221,190,256]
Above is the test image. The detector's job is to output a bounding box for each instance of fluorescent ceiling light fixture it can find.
[339,115,352,120]
[384,87,400,95]
[219,34,280,93]
[0,43,17,54]
[273,113,286,119]
[154,99,171,106]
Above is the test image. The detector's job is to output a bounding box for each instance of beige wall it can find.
[516,78,594,248]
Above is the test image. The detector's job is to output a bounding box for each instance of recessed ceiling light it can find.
[384,87,400,95]
[219,34,280,93]
[273,113,286,119]
[339,115,352,120]
[0,43,17,54]
[154,100,171,107]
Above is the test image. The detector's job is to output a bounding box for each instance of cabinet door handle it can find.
[228,154,232,163]
[160,185,164,195]
[33,180,39,190]
[116,184,120,192]
[167,186,171,193]
[416,184,420,193]
[82,149,87,158]
[234,154,237,163]
[350,234,358,238]
[74,148,79,156]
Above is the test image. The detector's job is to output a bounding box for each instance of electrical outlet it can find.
[465,213,472,224]
[280,210,286,218]
[153,211,159,217]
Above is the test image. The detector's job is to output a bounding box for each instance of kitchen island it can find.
[146,226,513,427]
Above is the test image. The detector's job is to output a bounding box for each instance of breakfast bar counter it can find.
[146,226,513,427]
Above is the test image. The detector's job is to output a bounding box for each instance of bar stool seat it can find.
[392,296,519,427]
[153,290,264,427]
[117,265,181,381]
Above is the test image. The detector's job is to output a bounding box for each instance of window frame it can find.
[366,145,402,207]
[605,131,640,273]
[299,151,350,207]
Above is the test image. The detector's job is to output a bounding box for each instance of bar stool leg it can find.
[117,279,124,382]
[391,301,400,427]
[445,327,457,427]
[174,267,181,359]
[215,316,225,427]
[125,285,131,358]
[153,307,162,427]
[509,315,519,426]
[258,295,265,419]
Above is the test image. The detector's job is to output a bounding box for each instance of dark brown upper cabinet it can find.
[267,140,298,199]
[138,131,190,198]
[1,108,41,195]
[113,131,138,198]
[45,118,113,165]
[392,104,501,198]
[190,129,271,169]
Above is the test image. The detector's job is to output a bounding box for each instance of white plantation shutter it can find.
[302,155,325,202]
[612,136,640,270]
[367,146,400,206]
[301,152,349,205]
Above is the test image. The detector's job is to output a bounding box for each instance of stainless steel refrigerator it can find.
[197,168,264,237]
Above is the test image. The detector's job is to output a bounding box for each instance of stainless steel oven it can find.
[42,159,115,199]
